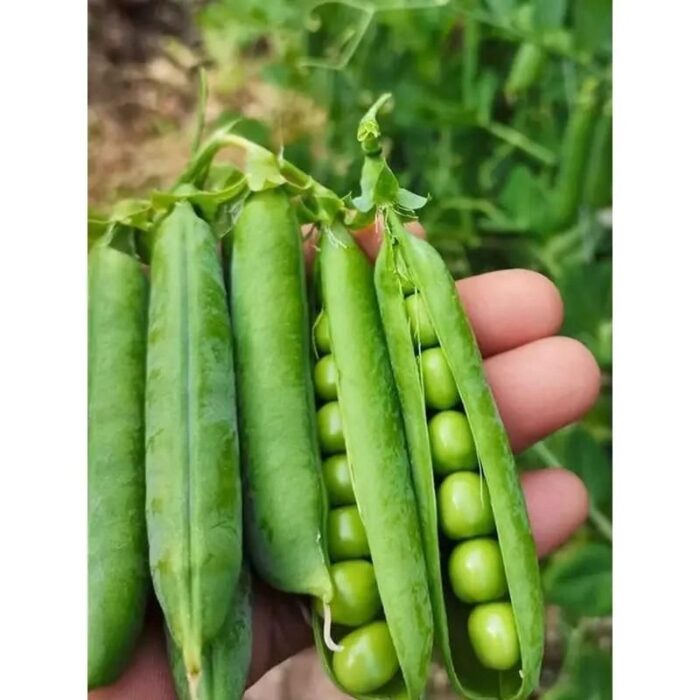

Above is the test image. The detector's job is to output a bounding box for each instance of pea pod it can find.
[504,43,546,101]
[146,201,241,694]
[88,240,149,688]
[583,97,612,209]
[167,567,253,700]
[311,221,433,700]
[228,188,332,602]
[534,78,600,234]
[375,211,543,700]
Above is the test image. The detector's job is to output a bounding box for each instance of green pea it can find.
[468,602,520,671]
[315,311,331,355]
[437,472,495,540]
[328,506,370,561]
[448,538,507,604]
[314,354,338,401]
[313,560,381,627]
[405,293,438,347]
[322,454,355,506]
[317,401,345,454]
[332,621,400,695]
[428,410,477,474]
[419,347,459,410]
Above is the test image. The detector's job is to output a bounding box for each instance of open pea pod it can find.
[227,187,332,603]
[374,210,543,700]
[146,201,242,696]
[88,235,149,688]
[311,220,433,700]
[167,567,253,700]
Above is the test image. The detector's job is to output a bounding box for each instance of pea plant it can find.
[194,0,612,697]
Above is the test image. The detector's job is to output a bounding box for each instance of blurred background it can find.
[89,0,612,697]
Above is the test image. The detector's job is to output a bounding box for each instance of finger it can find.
[457,270,563,357]
[248,580,313,687]
[89,605,176,700]
[302,220,424,272]
[246,467,590,686]
[354,220,425,260]
[485,336,601,453]
[522,468,590,557]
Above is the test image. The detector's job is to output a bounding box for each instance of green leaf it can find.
[110,199,152,231]
[559,260,612,367]
[245,145,287,191]
[352,158,399,212]
[582,391,612,444]
[498,164,549,227]
[533,0,568,29]
[542,625,612,700]
[397,188,428,211]
[483,0,517,22]
[572,0,612,56]
[475,71,500,124]
[543,541,612,617]
[88,218,109,249]
[556,428,612,510]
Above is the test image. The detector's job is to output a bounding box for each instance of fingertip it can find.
[521,468,589,558]
[457,269,564,357]
[552,336,602,416]
[350,217,426,262]
[527,271,564,336]
[404,220,426,239]
[353,220,384,261]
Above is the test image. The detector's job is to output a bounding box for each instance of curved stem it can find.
[217,133,343,218]
[176,118,239,187]
[191,67,208,156]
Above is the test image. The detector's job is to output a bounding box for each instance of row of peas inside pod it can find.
[313,310,399,694]
[406,290,519,672]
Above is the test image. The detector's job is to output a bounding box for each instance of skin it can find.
[90,223,598,699]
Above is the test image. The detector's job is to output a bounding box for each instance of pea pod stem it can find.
[209,132,345,223]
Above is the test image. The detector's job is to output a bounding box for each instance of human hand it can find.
[90,224,599,699]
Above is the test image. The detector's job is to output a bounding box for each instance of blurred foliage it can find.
[196,0,612,697]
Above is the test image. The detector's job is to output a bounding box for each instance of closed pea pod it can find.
[311,221,433,700]
[88,237,149,688]
[228,188,332,603]
[167,566,253,700]
[534,78,600,234]
[504,42,546,102]
[375,211,543,700]
[146,202,241,695]
[583,97,612,209]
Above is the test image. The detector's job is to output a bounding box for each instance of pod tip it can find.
[187,669,201,700]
